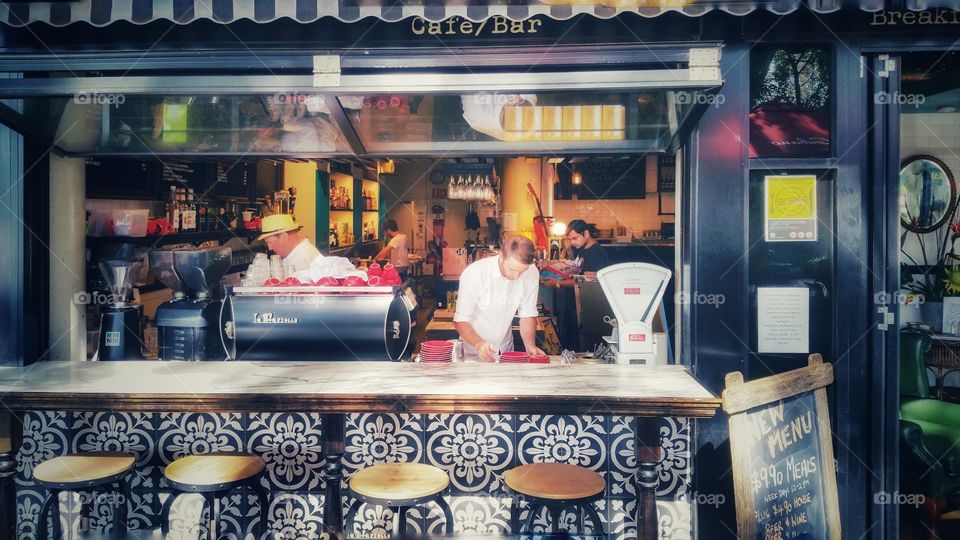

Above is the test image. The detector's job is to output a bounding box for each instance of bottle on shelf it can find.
[183,189,197,231]
[176,189,185,233]
[330,226,338,248]
[166,185,178,233]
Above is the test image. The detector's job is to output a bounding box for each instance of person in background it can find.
[565,219,609,277]
[374,218,410,282]
[257,213,322,273]
[454,235,547,362]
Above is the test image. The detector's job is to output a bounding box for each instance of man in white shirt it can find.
[454,235,546,361]
[257,213,322,274]
[374,219,410,281]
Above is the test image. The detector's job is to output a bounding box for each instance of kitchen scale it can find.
[596,262,672,365]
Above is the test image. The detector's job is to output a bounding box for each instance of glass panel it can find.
[749,46,832,158]
[338,90,699,153]
[22,93,352,155]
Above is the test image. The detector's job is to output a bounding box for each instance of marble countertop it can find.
[0,361,720,417]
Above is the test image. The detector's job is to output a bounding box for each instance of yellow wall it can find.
[500,157,548,240]
[282,161,319,246]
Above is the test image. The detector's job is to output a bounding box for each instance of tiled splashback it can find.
[18,412,693,540]
[552,198,674,238]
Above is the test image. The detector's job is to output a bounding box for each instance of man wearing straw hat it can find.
[257,214,322,273]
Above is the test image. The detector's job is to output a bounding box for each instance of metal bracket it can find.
[877,54,896,79]
[313,55,342,88]
[877,306,895,331]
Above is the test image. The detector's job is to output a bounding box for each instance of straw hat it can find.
[257,214,301,241]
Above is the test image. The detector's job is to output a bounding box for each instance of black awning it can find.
[1,0,951,27]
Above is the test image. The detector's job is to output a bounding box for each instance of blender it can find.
[152,246,232,361]
[97,258,146,361]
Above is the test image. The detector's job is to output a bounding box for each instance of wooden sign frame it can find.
[722,354,842,540]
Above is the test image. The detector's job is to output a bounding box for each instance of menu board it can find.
[85,158,159,200]
[214,160,253,199]
[159,160,209,192]
[723,354,841,540]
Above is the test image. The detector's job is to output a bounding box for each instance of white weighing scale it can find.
[596,262,672,365]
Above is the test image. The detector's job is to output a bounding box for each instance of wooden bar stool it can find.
[504,463,606,537]
[159,452,269,539]
[344,463,454,536]
[33,452,136,540]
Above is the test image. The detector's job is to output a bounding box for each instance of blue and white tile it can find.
[606,498,692,540]
[430,495,512,535]
[343,413,423,479]
[516,415,606,470]
[258,492,325,540]
[71,412,156,489]
[425,414,513,493]
[248,413,325,492]
[157,412,245,489]
[516,499,605,535]
[83,488,158,533]
[16,410,70,482]
[345,500,421,538]
[16,487,51,540]
[608,416,690,499]
[159,490,244,539]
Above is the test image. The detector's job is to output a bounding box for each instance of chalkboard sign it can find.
[213,160,253,199]
[159,160,210,192]
[723,354,841,540]
[85,158,158,200]
[554,157,647,200]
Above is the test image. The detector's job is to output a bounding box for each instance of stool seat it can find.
[34,453,136,488]
[504,463,605,501]
[350,463,449,501]
[164,452,265,488]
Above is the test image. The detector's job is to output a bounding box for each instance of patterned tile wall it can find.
[16,411,692,540]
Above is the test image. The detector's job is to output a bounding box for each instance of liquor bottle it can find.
[197,201,208,232]
[330,226,338,248]
[183,189,197,231]
[176,191,185,233]
[166,186,178,233]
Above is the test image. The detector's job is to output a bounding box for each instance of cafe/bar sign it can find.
[723,354,841,540]
[764,175,817,242]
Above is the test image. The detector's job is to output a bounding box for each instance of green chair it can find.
[899,331,960,537]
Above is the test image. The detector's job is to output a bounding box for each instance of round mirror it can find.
[900,155,957,233]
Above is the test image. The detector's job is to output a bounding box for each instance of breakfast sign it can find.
[723,354,841,540]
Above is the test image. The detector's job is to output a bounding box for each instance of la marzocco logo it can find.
[254,313,299,324]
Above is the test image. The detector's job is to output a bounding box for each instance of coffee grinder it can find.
[97,258,146,361]
[151,246,232,360]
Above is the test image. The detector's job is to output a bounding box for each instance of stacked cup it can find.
[499,351,530,363]
[420,340,455,363]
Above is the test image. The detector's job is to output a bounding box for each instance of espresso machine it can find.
[150,246,232,361]
[97,258,146,361]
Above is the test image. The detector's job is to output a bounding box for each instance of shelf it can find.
[330,208,354,212]
[86,229,256,248]
[361,209,379,213]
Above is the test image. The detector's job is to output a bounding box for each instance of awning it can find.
[0,0,949,28]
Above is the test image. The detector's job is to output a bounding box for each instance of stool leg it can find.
[38,491,57,540]
[521,501,539,533]
[251,480,270,539]
[510,495,520,534]
[583,502,605,537]
[159,492,178,536]
[50,489,63,540]
[203,492,218,540]
[548,504,562,533]
[114,477,130,537]
[392,506,408,537]
[433,495,455,535]
[343,499,363,535]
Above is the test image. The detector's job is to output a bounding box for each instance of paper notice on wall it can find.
[758,287,809,353]
[503,212,518,231]
[765,175,817,242]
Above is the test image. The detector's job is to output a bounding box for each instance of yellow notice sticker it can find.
[765,175,817,242]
